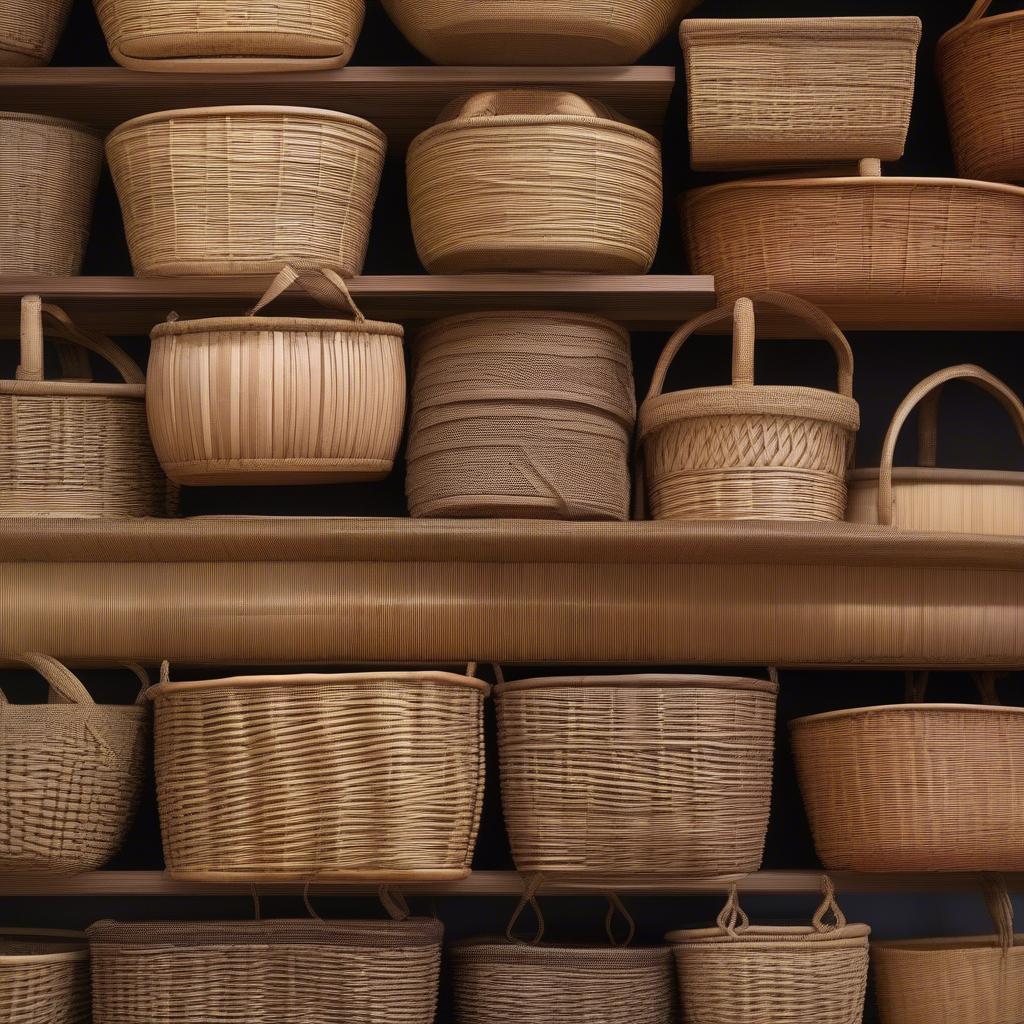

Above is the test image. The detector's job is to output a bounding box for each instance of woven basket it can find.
[637,292,859,521]
[848,364,1024,535]
[939,1,1024,182]
[1,0,71,66]
[0,113,101,276]
[406,311,635,520]
[790,673,1024,872]
[667,878,870,1024]
[494,671,778,878]
[0,930,89,1024]
[147,266,405,486]
[407,90,662,273]
[150,664,489,881]
[95,0,364,72]
[107,105,385,277]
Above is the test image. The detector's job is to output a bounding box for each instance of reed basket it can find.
[638,292,859,521]
[408,90,662,273]
[0,930,89,1024]
[1,0,71,66]
[107,105,385,277]
[406,311,635,520]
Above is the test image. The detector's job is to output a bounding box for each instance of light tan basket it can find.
[848,365,1024,535]
[407,90,662,273]
[681,17,920,171]
[150,664,489,882]
[638,292,859,521]
[107,105,385,277]
[147,266,405,486]
[791,673,1024,872]
[0,930,89,1024]
[939,1,1024,183]
[1,0,72,66]
[405,311,635,520]
[494,671,778,879]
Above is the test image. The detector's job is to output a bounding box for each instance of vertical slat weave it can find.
[0,0,71,66]
[0,935,89,1024]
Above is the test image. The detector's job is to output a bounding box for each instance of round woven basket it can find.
[107,105,385,277]
[407,90,662,273]
[406,311,635,520]
[0,930,89,1024]
[0,0,71,66]
[637,292,859,521]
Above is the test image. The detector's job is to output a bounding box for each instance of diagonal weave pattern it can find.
[0,939,89,1024]
[0,0,71,65]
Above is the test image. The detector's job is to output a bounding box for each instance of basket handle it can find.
[0,653,95,706]
[121,662,154,706]
[964,0,995,23]
[876,365,1024,526]
[904,671,1003,706]
[247,265,367,323]
[715,875,846,938]
[982,875,1017,954]
[506,874,636,948]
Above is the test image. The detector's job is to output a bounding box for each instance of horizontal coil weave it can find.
[0,937,89,1024]
[0,0,71,65]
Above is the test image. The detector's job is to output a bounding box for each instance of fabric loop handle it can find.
[506,872,546,945]
[811,875,847,932]
[604,892,636,948]
[247,265,367,323]
[715,886,751,937]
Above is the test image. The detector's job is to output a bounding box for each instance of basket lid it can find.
[495,673,778,697]
[451,937,672,968]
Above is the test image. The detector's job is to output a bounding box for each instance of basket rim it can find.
[0,110,100,138]
[152,315,404,340]
[410,113,658,151]
[791,702,1024,727]
[938,7,1024,49]
[849,466,1024,486]
[666,923,870,944]
[451,937,673,963]
[0,380,146,399]
[495,673,778,696]
[0,929,88,964]
[872,933,1024,954]
[681,15,922,46]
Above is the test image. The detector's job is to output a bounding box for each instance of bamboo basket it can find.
[147,266,405,486]
[638,292,859,521]
[680,17,921,170]
[0,113,100,276]
[95,0,364,72]
[790,673,1024,872]
[149,664,489,882]
[0,930,89,1024]
[1,0,72,66]
[667,878,870,1024]
[848,365,1024,535]
[106,106,385,277]
[938,1,1024,182]
[494,671,778,878]
[407,90,662,273]
[405,311,635,520]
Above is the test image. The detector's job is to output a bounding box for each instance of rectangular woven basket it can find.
[0,930,89,1024]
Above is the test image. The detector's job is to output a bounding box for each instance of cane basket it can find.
[0,930,89,1024]
[1,0,72,66]
[408,90,662,273]
[107,106,385,277]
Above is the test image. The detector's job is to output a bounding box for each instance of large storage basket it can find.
[150,665,489,881]
[0,930,89,1024]
[147,266,406,486]
[938,1,1024,183]
[0,654,149,875]
[407,90,662,273]
[1,0,72,66]
[494,672,778,878]
[107,106,385,277]
[638,292,859,522]
[406,312,635,520]
[848,364,1024,535]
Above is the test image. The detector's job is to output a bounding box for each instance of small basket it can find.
[0,930,89,1024]
[667,878,870,1024]
[107,105,385,277]
[637,292,859,521]
[1,0,72,66]
[147,266,405,486]
[847,364,1024,535]
[407,90,662,273]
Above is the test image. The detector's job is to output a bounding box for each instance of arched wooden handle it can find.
[964,0,995,23]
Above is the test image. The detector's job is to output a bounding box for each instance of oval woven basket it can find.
[1,0,71,66]
[0,930,89,1024]
[107,105,385,277]
[149,664,489,882]
[637,292,859,521]
[406,311,635,520]
[939,1,1024,183]
[148,266,406,486]
[407,90,662,273]
[494,671,778,878]
[848,364,1024,535]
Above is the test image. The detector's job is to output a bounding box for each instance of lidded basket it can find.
[0,930,89,1024]
[1,0,72,66]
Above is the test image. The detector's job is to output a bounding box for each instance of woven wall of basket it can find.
[0,930,89,1024]
[106,105,385,277]
[637,292,859,521]
[790,673,1024,872]
[405,311,635,520]
[1,0,71,66]
[407,90,662,273]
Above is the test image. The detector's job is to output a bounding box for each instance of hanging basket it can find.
[0,929,89,1024]
[1,0,72,66]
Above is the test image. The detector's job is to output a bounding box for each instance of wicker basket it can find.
[667,878,870,1024]
[95,0,364,72]
[107,105,385,277]
[406,311,635,520]
[147,266,405,486]
[150,663,489,881]
[637,292,859,521]
[790,674,1024,872]
[939,1,1024,183]
[1,0,71,66]
[494,671,778,878]
[848,364,1024,535]
[0,930,89,1024]
[407,90,662,273]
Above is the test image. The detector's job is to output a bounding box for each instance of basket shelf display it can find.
[0,929,89,1024]
[1,0,71,66]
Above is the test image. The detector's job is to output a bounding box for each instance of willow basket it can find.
[1,0,72,66]
[681,17,920,171]
[408,90,662,273]
[148,266,405,486]
[0,930,89,1024]
[406,311,635,520]
[107,106,385,277]
[150,666,489,881]
[848,364,1024,535]
[638,292,859,521]
[494,672,778,878]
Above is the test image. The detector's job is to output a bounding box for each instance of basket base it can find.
[162,458,394,486]
[108,42,354,74]
[413,29,643,66]
[0,49,45,67]
[167,867,473,883]
[421,244,653,276]
[410,495,626,521]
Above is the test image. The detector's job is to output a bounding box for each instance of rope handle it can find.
[455,90,604,120]
[0,653,95,707]
[715,875,846,938]
[247,266,367,324]
[121,663,154,706]
[904,671,1003,706]
[981,874,1017,955]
